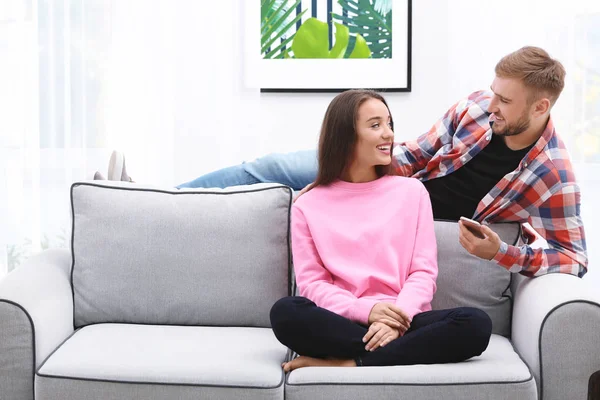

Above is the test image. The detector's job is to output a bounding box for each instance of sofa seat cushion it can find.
[285,335,537,400]
[35,324,287,400]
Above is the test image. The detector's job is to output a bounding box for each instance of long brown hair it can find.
[313,89,395,187]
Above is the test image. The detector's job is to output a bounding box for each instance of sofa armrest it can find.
[0,249,74,400]
[511,273,600,400]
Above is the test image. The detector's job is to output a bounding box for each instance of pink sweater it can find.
[292,175,438,325]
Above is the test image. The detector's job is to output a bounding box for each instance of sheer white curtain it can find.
[0,0,177,275]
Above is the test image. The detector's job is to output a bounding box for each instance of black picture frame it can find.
[256,0,412,93]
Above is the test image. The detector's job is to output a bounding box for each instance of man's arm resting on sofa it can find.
[0,249,74,400]
[492,183,587,278]
[511,273,600,400]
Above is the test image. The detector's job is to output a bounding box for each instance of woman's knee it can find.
[270,297,293,326]
[269,296,312,331]
[458,307,493,355]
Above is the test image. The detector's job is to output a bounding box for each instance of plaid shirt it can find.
[394,90,587,278]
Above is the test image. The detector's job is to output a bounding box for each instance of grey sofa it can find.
[0,181,599,400]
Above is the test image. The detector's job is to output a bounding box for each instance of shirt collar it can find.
[518,116,555,170]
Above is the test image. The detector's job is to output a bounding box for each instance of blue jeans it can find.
[176,150,318,191]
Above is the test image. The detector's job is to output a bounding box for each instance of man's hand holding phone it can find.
[458,216,502,260]
[459,216,485,239]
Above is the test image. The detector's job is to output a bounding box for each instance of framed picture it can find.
[244,0,412,93]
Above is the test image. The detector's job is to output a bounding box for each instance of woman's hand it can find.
[362,322,400,351]
[368,303,411,333]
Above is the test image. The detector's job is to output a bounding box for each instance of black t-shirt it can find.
[422,133,534,221]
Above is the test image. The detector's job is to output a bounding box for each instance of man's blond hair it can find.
[495,46,566,106]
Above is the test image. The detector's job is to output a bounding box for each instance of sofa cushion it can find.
[431,221,520,337]
[285,335,536,400]
[70,181,292,328]
[36,324,286,400]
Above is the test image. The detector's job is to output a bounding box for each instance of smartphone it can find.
[459,216,486,239]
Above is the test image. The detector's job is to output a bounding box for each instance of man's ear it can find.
[533,97,551,117]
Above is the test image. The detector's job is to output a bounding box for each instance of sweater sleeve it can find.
[395,185,438,320]
[292,206,377,324]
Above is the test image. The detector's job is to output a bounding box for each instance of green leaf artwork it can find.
[291,18,370,59]
[261,0,306,59]
[260,0,391,59]
[333,0,393,59]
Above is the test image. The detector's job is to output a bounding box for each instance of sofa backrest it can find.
[71,181,519,336]
[431,220,520,337]
[70,181,292,329]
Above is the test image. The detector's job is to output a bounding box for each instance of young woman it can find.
[270,90,492,372]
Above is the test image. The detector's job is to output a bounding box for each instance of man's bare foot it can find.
[108,151,134,182]
[282,356,356,372]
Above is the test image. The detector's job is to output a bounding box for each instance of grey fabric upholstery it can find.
[0,249,73,400]
[512,273,600,400]
[541,303,600,400]
[36,324,287,400]
[70,181,292,328]
[431,221,520,337]
[35,378,284,400]
[285,335,536,400]
[0,301,34,400]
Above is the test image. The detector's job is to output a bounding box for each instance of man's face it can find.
[488,77,533,137]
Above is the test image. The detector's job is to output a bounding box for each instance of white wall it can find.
[165,0,455,183]
[104,0,600,285]
[143,0,594,182]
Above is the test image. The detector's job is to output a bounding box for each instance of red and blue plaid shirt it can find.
[394,90,587,278]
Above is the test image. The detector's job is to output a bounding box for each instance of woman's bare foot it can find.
[282,356,356,372]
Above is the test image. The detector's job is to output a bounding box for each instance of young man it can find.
[97,46,587,278]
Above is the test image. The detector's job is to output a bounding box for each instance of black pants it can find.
[270,296,492,367]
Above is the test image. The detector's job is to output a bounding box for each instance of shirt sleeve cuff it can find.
[492,241,520,272]
[352,298,379,325]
